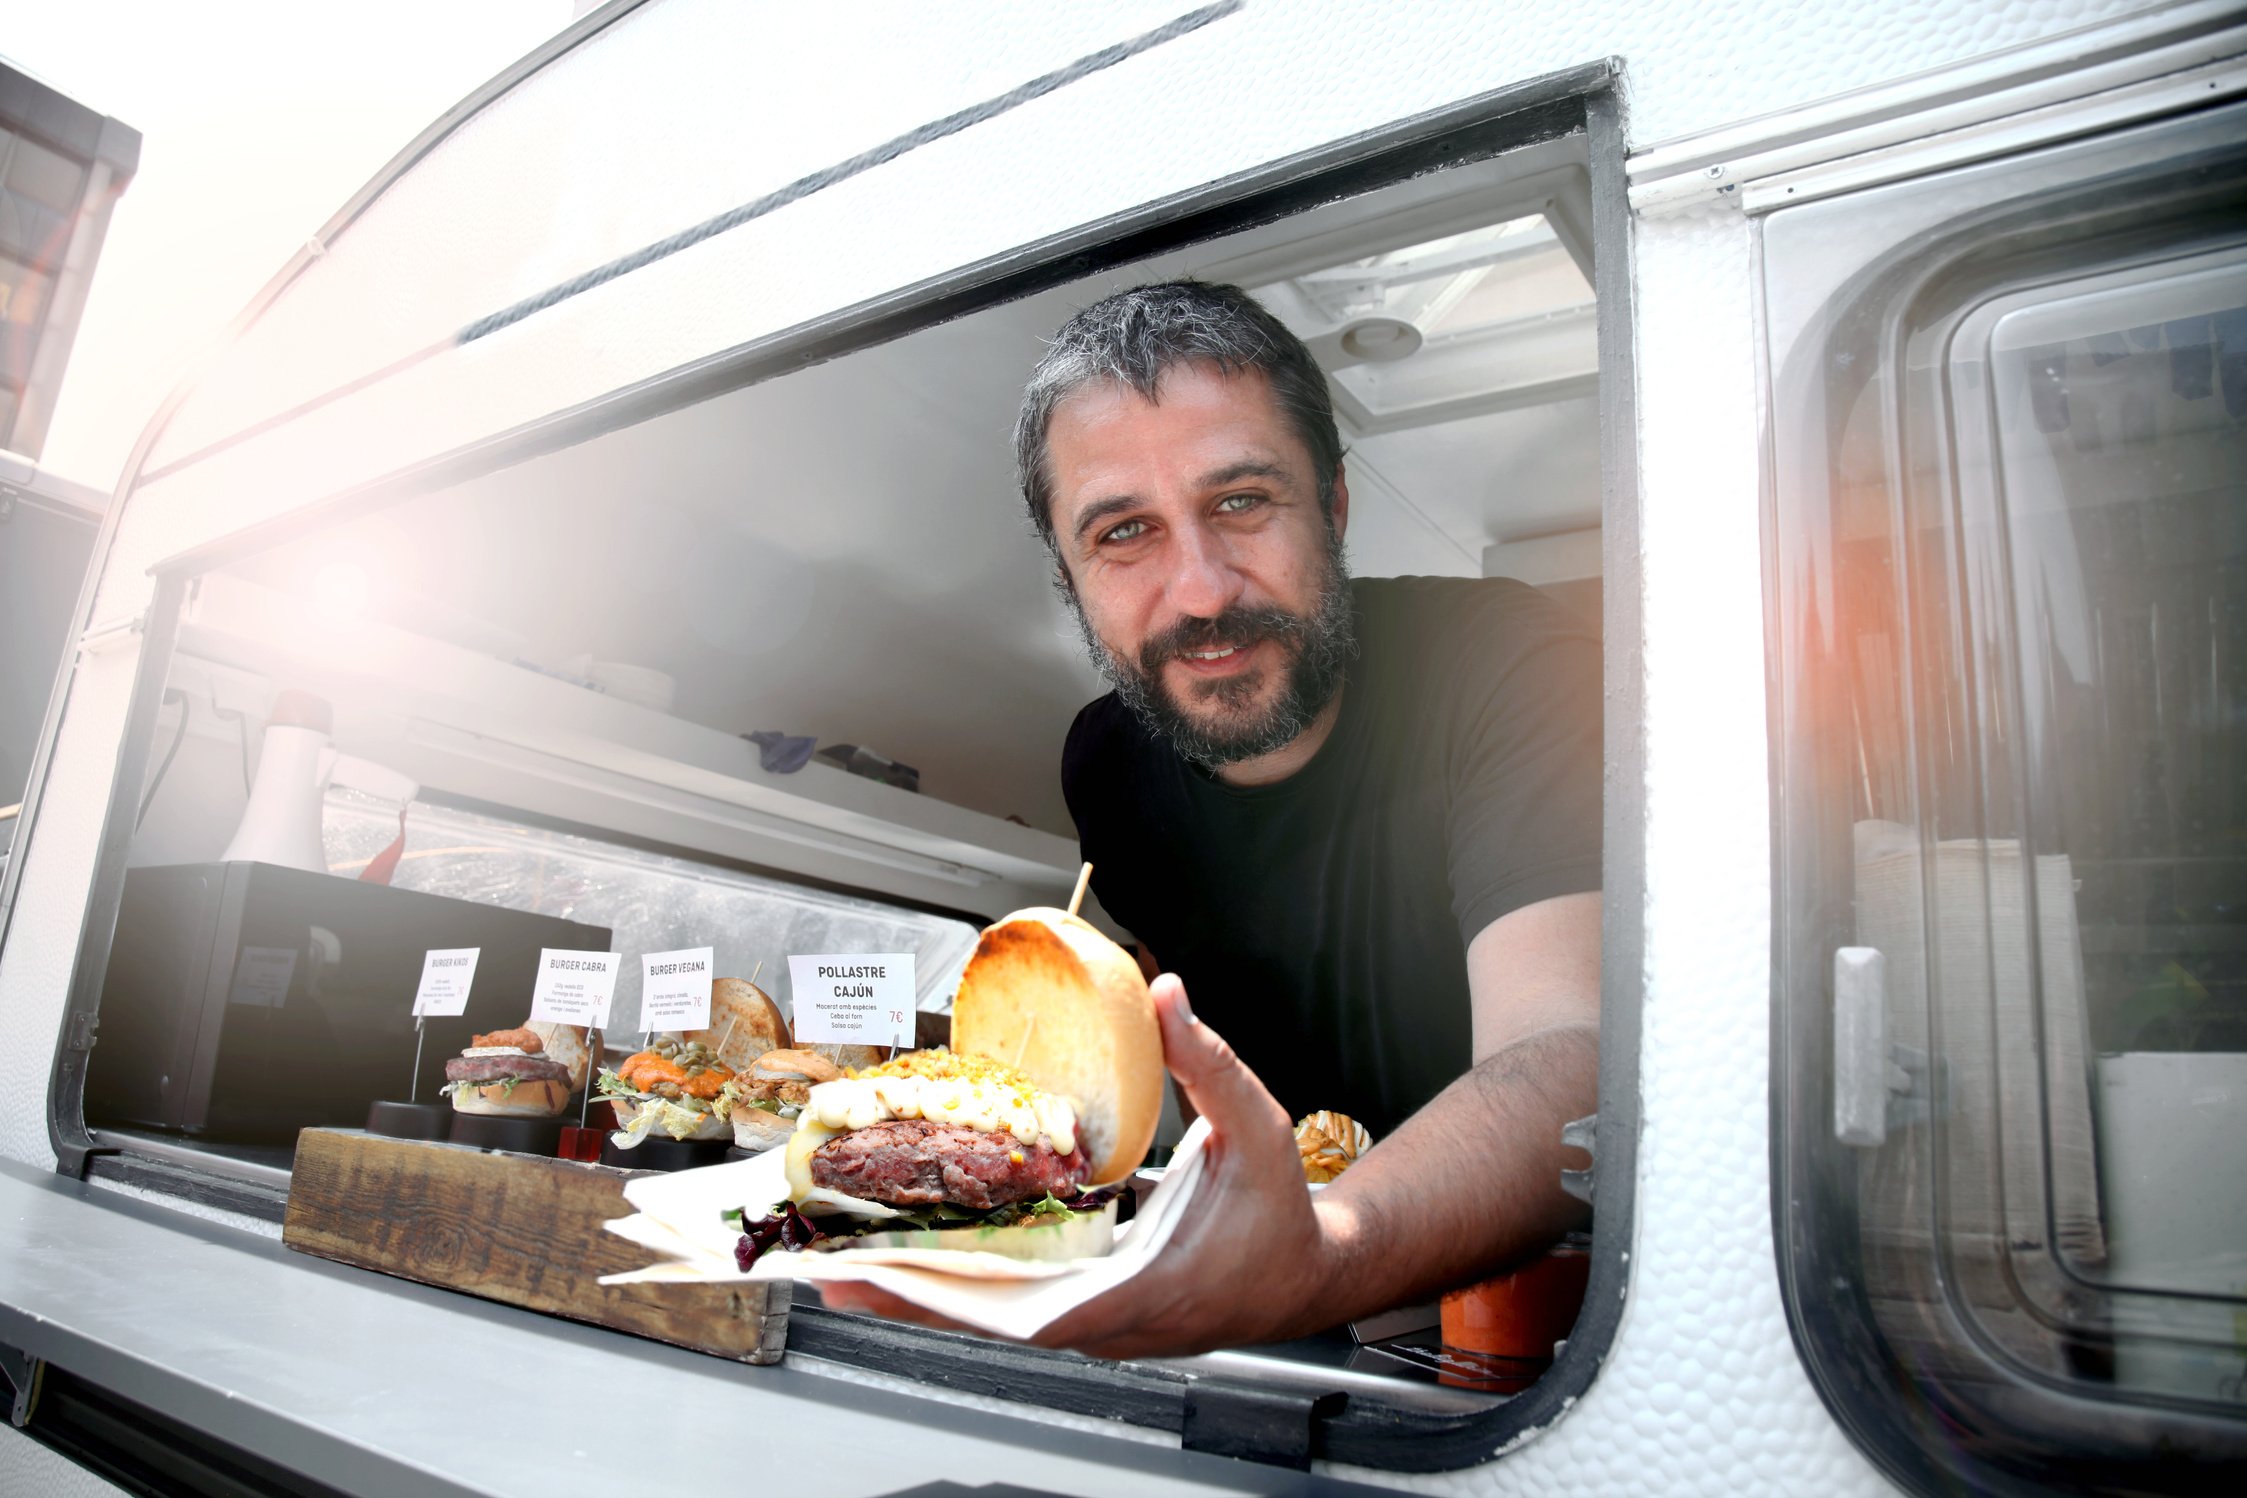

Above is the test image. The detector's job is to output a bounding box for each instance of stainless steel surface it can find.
[0,1157,1377,1495]
[1150,1348,1496,1416]
[87,1129,293,1192]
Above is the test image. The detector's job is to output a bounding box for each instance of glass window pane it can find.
[4,134,84,214]
[1973,251,2247,1402]
[0,256,50,386]
[319,790,982,1030]
[1765,99,2247,1488]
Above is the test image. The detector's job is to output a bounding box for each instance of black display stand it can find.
[365,1100,453,1140]
[448,1111,565,1155]
[601,1134,731,1171]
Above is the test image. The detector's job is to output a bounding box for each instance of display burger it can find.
[733,907,1161,1266]
[596,976,786,1146]
[720,1048,842,1153]
[441,1025,582,1118]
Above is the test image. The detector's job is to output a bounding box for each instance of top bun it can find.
[691,978,789,1070]
[950,907,1161,1185]
[799,1042,885,1074]
[523,1022,590,1091]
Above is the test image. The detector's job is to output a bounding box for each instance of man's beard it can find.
[1069,527,1357,770]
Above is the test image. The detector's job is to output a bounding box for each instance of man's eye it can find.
[1215,492,1263,514]
[1100,518,1149,544]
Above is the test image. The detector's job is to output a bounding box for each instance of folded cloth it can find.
[743,730,817,773]
[602,1119,1212,1341]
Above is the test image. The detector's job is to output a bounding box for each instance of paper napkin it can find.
[600,1118,1211,1340]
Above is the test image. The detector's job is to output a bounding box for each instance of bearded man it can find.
[827,280,1604,1358]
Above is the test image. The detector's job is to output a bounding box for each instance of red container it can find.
[556,1099,619,1162]
[1439,1235,1592,1362]
[556,1124,606,1162]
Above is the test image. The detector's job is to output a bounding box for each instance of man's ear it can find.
[1331,464,1350,541]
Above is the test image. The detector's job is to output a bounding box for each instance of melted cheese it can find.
[783,1120,838,1199]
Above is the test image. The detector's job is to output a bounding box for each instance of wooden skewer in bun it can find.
[523,1021,591,1092]
[950,904,1162,1186]
[689,976,789,1071]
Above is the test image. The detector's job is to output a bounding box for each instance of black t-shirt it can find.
[1062,576,1602,1138]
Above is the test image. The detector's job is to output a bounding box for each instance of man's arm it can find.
[1312,890,1600,1323]
[822,891,1601,1358]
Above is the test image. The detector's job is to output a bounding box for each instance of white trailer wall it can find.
[0,2,2163,1493]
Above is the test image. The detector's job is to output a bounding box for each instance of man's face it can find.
[1046,362,1354,767]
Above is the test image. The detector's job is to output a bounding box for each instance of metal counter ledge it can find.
[0,1157,1371,1497]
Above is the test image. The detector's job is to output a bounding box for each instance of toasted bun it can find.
[450,1078,569,1118]
[691,978,789,1071]
[950,907,1161,1185]
[753,1048,841,1085]
[523,1022,591,1091]
[732,1109,795,1153]
[800,1042,885,1074]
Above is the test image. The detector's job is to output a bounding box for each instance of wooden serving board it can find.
[283,1128,787,1364]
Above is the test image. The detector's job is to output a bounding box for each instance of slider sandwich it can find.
[442,1026,573,1118]
[718,1048,841,1153]
[733,907,1161,1266]
[597,975,785,1147]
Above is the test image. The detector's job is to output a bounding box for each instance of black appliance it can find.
[86,861,610,1142]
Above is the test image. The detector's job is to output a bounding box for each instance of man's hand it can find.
[822,891,1602,1356]
[820,974,1339,1358]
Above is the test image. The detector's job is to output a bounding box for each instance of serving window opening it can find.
[59,88,1635,1474]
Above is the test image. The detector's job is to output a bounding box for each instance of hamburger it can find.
[734,906,1162,1266]
[596,975,787,1147]
[441,1026,572,1118]
[719,1048,842,1153]
[597,1035,738,1144]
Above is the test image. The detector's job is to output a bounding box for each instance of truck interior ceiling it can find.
[74,113,1628,1463]
[143,134,1601,869]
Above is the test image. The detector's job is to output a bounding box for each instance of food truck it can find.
[2,0,2242,1492]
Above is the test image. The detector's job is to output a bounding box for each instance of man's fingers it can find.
[1152,974,1288,1138]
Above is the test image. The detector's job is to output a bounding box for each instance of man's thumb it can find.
[1151,974,1281,1130]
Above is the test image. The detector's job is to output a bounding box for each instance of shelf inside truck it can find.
[171,574,1084,919]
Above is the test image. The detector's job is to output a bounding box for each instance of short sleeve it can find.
[1445,596,1604,942]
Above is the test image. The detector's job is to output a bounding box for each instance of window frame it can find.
[1761,98,2247,1494]
[28,55,1644,1475]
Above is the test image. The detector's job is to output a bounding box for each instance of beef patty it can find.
[444,1053,570,1085]
[810,1119,1091,1209]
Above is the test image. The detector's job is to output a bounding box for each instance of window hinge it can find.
[78,611,148,656]
[0,1342,43,1428]
[1180,1376,1347,1468]
[66,1010,99,1052]
[1560,1112,1596,1204]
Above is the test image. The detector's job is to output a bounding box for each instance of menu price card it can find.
[640,947,715,1031]
[412,948,480,1017]
[788,954,915,1049]
[529,949,621,1028]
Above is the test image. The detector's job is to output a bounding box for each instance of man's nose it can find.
[1163,522,1244,619]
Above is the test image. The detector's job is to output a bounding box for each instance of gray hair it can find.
[1013,281,1344,555]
